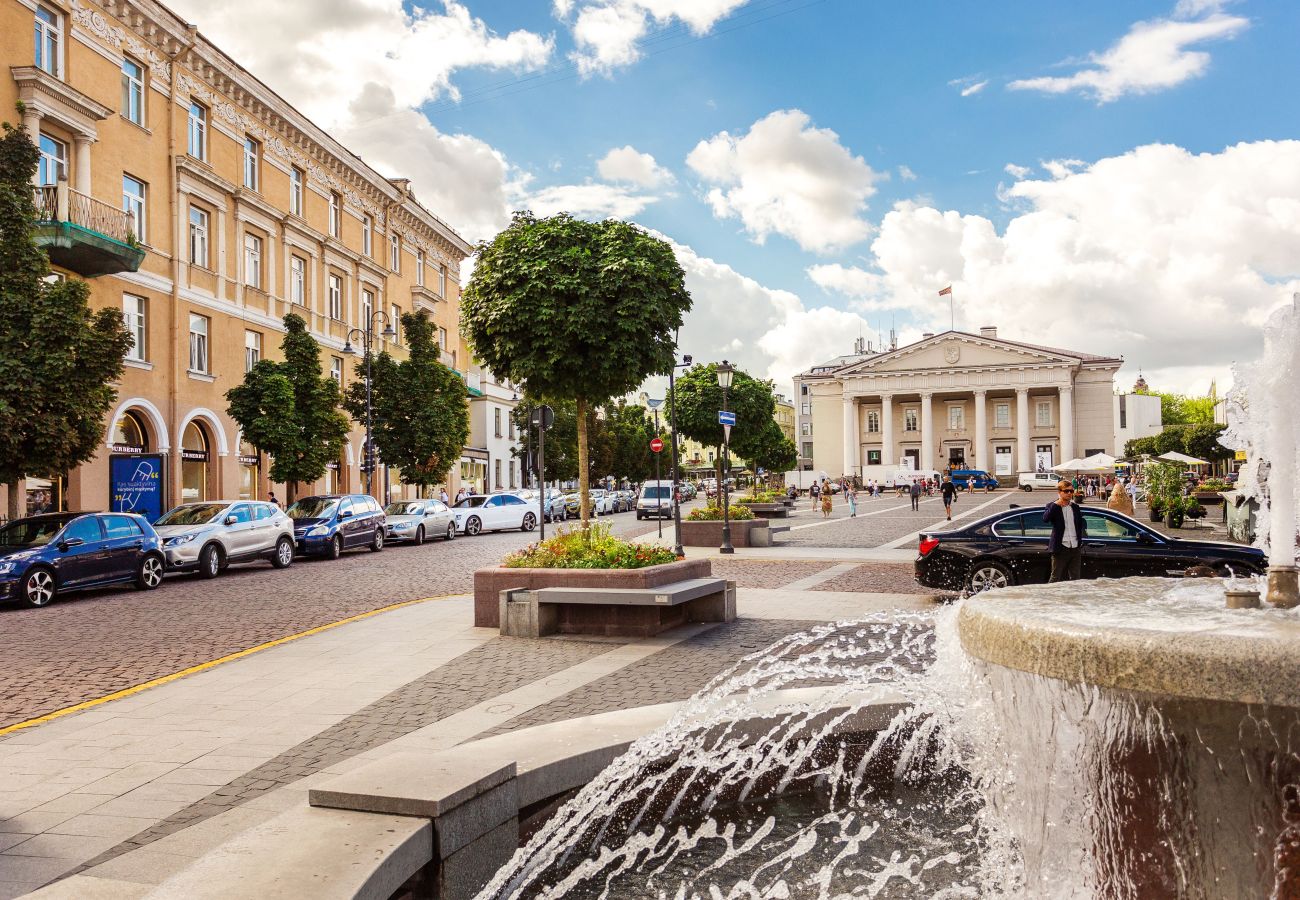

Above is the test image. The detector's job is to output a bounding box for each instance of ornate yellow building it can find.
[2,0,474,517]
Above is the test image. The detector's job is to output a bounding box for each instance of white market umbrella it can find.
[1079,452,1118,470]
[1052,458,1089,473]
[1157,451,1210,466]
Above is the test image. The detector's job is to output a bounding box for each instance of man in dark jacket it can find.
[940,476,958,521]
[1043,480,1087,582]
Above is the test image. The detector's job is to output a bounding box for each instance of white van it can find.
[636,480,674,519]
[1018,471,1062,491]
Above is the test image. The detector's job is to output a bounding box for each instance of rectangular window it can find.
[34,5,61,77]
[122,175,146,242]
[995,402,1010,429]
[800,422,811,436]
[438,327,448,351]
[328,192,341,237]
[1119,394,1127,429]
[437,263,447,297]
[290,255,306,305]
[361,216,372,256]
[243,137,260,191]
[289,166,304,216]
[867,410,880,433]
[800,401,811,415]
[328,274,343,320]
[904,409,918,432]
[800,383,809,395]
[867,449,882,465]
[415,249,424,286]
[330,356,342,384]
[390,304,400,343]
[948,406,964,430]
[188,313,209,373]
[244,330,261,372]
[1036,400,1052,428]
[494,408,502,438]
[121,58,144,124]
[123,295,146,362]
[361,288,374,327]
[243,233,262,288]
[187,102,207,159]
[37,134,65,186]
[494,460,502,491]
[389,234,400,272]
[509,461,517,489]
[801,441,813,459]
[188,206,209,267]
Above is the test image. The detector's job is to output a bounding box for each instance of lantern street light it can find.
[716,360,735,555]
[668,350,692,558]
[342,311,397,498]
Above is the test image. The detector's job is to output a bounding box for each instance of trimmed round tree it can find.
[462,212,691,525]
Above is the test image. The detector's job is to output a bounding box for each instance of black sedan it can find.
[915,505,1266,592]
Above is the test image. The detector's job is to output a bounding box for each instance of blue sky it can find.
[175,0,1300,394]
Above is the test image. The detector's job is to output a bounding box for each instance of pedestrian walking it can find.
[810,480,820,508]
[909,479,921,511]
[1043,480,1087,582]
[847,487,857,517]
[268,490,280,509]
[1126,478,1139,509]
[941,476,957,521]
[439,488,449,505]
[820,486,833,518]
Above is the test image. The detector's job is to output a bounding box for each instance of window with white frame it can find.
[328,192,341,238]
[904,408,919,432]
[415,249,424,286]
[187,102,207,159]
[359,288,373,328]
[37,134,65,186]
[289,166,304,216]
[438,326,448,352]
[948,405,964,430]
[867,410,880,433]
[290,255,305,305]
[243,233,262,288]
[494,408,502,438]
[995,402,1010,429]
[389,234,400,272]
[800,422,811,436]
[390,304,401,343]
[437,263,447,297]
[188,206,208,267]
[328,274,343,320]
[123,295,146,362]
[188,314,209,373]
[242,137,260,191]
[122,175,146,242]
[1036,400,1052,427]
[801,441,813,459]
[34,5,61,77]
[244,330,262,372]
[800,401,811,415]
[361,216,372,256]
[121,58,145,124]
[330,356,342,384]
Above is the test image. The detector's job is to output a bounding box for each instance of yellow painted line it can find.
[0,594,456,738]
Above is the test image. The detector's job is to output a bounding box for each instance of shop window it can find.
[181,421,210,502]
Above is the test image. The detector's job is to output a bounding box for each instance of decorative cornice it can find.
[11,66,114,136]
[70,0,173,79]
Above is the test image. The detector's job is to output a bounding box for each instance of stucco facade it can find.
[2,0,474,516]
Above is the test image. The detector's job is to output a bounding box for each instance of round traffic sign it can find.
[650,437,664,453]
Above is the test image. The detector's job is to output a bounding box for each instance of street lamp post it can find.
[717,360,735,555]
[668,352,691,557]
[342,311,397,499]
[647,398,664,538]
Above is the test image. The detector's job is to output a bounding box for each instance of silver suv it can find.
[154,501,295,578]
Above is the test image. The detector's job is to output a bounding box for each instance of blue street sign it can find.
[718,410,736,426]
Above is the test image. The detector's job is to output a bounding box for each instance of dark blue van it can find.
[948,469,1000,491]
[286,494,385,559]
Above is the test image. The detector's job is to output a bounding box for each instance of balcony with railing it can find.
[439,350,483,396]
[33,183,146,277]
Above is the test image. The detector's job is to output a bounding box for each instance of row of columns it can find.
[842,386,1075,475]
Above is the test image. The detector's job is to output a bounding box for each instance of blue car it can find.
[948,469,1000,491]
[0,512,165,608]
[286,494,386,559]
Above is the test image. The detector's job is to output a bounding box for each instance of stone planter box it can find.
[737,502,789,518]
[680,518,771,548]
[473,558,709,628]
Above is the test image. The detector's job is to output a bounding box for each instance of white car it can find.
[1018,471,1064,491]
[452,494,538,536]
[588,489,615,516]
[154,500,295,577]
[383,500,455,544]
[636,480,674,520]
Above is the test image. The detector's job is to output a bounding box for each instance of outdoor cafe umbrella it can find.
[1079,452,1119,470]
[1157,451,1211,466]
[1053,457,1114,474]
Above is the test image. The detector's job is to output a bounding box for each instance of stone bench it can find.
[740,502,790,518]
[500,577,735,638]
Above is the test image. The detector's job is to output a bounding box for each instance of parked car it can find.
[542,490,569,523]
[914,505,1267,593]
[637,480,675,520]
[0,512,165,608]
[1018,472,1063,491]
[452,494,537,536]
[383,500,455,544]
[948,469,999,491]
[154,501,295,577]
[676,482,697,502]
[563,493,582,517]
[287,494,385,558]
[588,489,614,515]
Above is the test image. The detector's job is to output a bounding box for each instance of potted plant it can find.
[1148,499,1165,523]
[1167,496,1187,529]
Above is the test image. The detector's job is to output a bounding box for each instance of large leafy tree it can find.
[226,312,349,502]
[0,120,133,519]
[343,311,469,495]
[668,362,777,485]
[462,212,691,524]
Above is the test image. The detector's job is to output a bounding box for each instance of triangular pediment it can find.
[836,332,1077,376]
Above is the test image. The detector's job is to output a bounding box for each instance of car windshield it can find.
[0,518,67,548]
[385,502,424,516]
[455,497,486,508]
[643,486,671,499]
[286,498,338,519]
[155,503,227,526]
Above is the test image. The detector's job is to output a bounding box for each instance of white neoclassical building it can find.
[798,327,1123,479]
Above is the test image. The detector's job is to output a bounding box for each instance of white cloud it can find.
[1004,163,1033,179]
[1008,5,1248,103]
[948,75,988,97]
[523,182,659,220]
[961,80,989,97]
[1041,158,1086,179]
[829,141,1300,393]
[686,109,880,254]
[597,146,674,188]
[806,264,892,310]
[562,0,751,75]
[898,165,918,181]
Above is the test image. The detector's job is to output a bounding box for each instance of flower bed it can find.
[688,502,754,521]
[503,524,676,569]
[734,491,781,505]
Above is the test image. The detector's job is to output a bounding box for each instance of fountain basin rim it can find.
[959,578,1300,707]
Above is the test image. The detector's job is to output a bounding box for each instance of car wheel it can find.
[136,554,164,590]
[445,522,456,541]
[1021,485,1032,492]
[413,526,425,546]
[198,543,222,579]
[466,516,482,536]
[271,537,294,569]
[967,561,1013,594]
[326,535,342,560]
[522,513,537,532]
[21,567,56,608]
[370,529,384,552]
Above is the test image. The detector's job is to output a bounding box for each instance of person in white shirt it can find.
[1044,480,1086,582]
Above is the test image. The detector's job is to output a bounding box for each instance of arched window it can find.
[111,411,149,453]
[181,421,210,502]
[238,440,260,501]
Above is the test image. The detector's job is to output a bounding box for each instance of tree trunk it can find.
[287,481,298,505]
[577,396,590,528]
[6,480,20,521]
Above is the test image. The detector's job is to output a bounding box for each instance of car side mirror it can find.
[1136,532,1156,545]
[339,509,353,518]
[225,515,238,525]
[58,537,84,552]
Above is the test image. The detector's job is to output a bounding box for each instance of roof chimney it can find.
[980,326,998,339]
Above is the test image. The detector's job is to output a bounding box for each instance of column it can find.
[842,397,855,477]
[880,394,895,466]
[920,392,934,471]
[973,390,988,472]
[1016,388,1031,474]
[22,111,43,185]
[73,136,92,194]
[1059,385,1075,461]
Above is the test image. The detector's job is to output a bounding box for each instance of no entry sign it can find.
[650,437,664,453]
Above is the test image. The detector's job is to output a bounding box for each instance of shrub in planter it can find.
[1148,501,1165,523]
[688,502,754,521]
[503,524,677,569]
[1184,497,1207,520]
[734,491,780,505]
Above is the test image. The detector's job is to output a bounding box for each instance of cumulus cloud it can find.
[523,182,660,220]
[806,264,893,310]
[686,109,880,254]
[560,0,751,75]
[1008,3,1247,102]
[597,146,675,187]
[1004,163,1033,179]
[898,165,918,181]
[813,141,1300,392]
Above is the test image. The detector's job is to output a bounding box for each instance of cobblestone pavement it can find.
[76,636,614,870]
[810,561,937,594]
[706,558,835,588]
